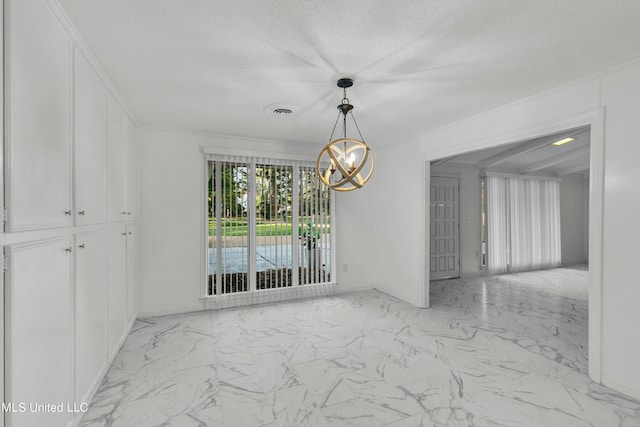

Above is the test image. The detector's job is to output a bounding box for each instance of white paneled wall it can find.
[107,227,127,358]
[73,48,108,226]
[125,225,138,325]
[107,94,128,222]
[74,231,108,407]
[125,123,139,220]
[5,0,73,232]
[6,238,73,427]
[2,1,138,426]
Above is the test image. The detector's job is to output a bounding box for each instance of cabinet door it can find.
[74,48,107,225]
[6,238,73,427]
[6,0,72,231]
[126,225,138,324]
[0,248,5,422]
[107,227,127,357]
[107,95,126,222]
[75,231,108,404]
[125,117,138,219]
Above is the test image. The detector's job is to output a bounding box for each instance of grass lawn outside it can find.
[208,217,329,237]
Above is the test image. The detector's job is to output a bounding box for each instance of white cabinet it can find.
[6,0,72,231]
[0,248,4,419]
[107,94,127,223]
[2,2,139,425]
[126,225,138,324]
[75,230,108,404]
[74,48,108,225]
[107,227,127,356]
[125,117,138,219]
[107,94,137,222]
[6,238,73,427]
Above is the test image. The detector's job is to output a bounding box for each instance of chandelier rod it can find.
[328,110,342,142]
[350,111,365,142]
[343,112,347,139]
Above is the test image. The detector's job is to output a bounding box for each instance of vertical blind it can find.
[206,155,333,296]
[299,165,332,285]
[209,158,250,294]
[486,174,561,274]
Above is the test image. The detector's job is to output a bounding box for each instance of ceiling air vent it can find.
[263,103,300,116]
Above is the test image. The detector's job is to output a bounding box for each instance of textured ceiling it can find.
[57,0,640,148]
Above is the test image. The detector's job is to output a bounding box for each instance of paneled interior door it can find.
[430,176,460,280]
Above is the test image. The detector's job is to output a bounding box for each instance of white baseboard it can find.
[201,282,337,310]
[139,282,340,317]
[374,286,422,307]
[138,305,212,318]
[560,262,589,269]
[601,375,640,402]
[460,271,485,279]
[333,284,375,295]
[71,316,138,427]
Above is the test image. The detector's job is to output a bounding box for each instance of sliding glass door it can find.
[207,156,333,296]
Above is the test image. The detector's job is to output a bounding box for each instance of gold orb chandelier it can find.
[317,78,374,192]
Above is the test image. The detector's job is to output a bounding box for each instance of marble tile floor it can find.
[80,267,640,426]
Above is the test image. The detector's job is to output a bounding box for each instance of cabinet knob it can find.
[78,210,85,216]
[127,212,132,215]
[65,210,72,216]
[122,211,127,215]
[65,247,73,253]
[78,244,86,249]
[128,232,132,235]
[122,232,127,236]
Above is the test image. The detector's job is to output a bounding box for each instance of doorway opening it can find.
[424,116,603,383]
[429,126,590,278]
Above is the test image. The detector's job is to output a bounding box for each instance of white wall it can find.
[369,62,640,400]
[560,174,589,266]
[599,63,640,399]
[334,182,378,294]
[137,129,376,316]
[366,140,427,307]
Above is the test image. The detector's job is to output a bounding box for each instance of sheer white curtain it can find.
[486,176,509,274]
[539,180,561,269]
[486,174,561,274]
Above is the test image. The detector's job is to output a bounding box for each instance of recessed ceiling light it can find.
[552,137,575,146]
[263,103,300,116]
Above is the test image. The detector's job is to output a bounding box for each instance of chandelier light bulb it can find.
[346,153,355,170]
